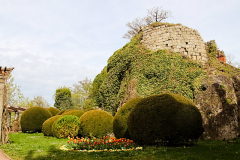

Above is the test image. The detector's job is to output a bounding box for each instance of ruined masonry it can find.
[140,25,208,63]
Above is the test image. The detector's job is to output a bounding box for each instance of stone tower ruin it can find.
[140,24,208,63]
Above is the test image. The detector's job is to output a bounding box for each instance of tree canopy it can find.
[53,86,73,110]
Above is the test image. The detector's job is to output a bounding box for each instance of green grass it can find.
[0,133,239,160]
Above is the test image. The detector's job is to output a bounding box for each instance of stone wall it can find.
[140,25,208,63]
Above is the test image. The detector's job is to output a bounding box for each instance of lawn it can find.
[0,132,239,160]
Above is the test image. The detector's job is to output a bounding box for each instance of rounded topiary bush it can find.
[42,115,62,136]
[128,93,203,145]
[20,107,52,133]
[46,107,60,116]
[52,115,80,138]
[62,110,85,118]
[113,97,143,139]
[84,107,96,112]
[56,110,66,115]
[79,110,113,138]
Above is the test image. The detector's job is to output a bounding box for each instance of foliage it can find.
[1,132,240,160]
[92,33,203,115]
[123,6,172,39]
[83,99,94,109]
[89,66,107,107]
[206,42,217,59]
[128,93,203,145]
[46,107,60,116]
[56,110,66,115]
[53,86,73,110]
[6,74,25,106]
[84,107,96,112]
[42,115,62,136]
[113,97,143,139]
[66,136,136,151]
[205,41,240,78]
[20,106,52,133]
[79,110,113,138]
[53,115,80,138]
[32,95,52,108]
[71,77,93,107]
[62,110,85,118]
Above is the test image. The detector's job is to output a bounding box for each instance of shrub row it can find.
[20,107,113,139]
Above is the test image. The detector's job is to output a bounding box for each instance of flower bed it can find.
[60,136,143,152]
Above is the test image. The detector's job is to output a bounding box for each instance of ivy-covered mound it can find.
[20,106,52,133]
[113,97,143,139]
[52,115,80,138]
[42,115,62,136]
[79,110,113,138]
[90,32,203,115]
[128,93,203,145]
[46,107,60,116]
[62,110,85,118]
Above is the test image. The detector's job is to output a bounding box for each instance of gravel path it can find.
[0,149,12,160]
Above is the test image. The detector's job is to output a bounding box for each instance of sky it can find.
[1,0,240,106]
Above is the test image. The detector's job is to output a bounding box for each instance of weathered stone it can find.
[194,75,239,140]
[141,25,208,63]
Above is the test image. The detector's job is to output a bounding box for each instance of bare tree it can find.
[225,53,240,68]
[123,6,172,39]
[147,7,172,23]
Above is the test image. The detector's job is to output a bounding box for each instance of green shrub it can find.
[84,107,96,112]
[46,107,60,116]
[56,110,66,115]
[20,107,52,133]
[128,93,203,145]
[65,109,77,112]
[52,115,80,138]
[79,110,113,138]
[42,115,62,136]
[113,97,143,139]
[62,110,85,118]
[83,99,93,110]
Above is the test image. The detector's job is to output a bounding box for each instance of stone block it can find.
[197,56,202,61]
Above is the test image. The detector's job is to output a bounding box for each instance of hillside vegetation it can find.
[90,26,240,116]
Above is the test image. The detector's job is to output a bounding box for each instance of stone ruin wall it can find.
[140,25,208,63]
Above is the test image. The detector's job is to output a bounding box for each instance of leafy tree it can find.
[32,96,51,108]
[123,6,172,39]
[6,74,25,106]
[53,87,73,110]
[71,77,93,106]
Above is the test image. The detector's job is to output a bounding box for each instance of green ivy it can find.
[90,32,206,116]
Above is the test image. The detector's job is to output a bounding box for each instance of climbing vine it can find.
[91,32,205,115]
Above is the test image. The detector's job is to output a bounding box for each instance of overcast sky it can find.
[1,0,239,106]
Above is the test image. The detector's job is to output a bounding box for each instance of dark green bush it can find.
[62,110,85,118]
[20,107,52,133]
[42,115,62,136]
[46,107,60,116]
[52,115,80,138]
[113,97,143,139]
[128,93,203,145]
[79,110,113,138]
